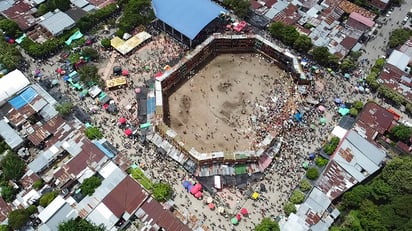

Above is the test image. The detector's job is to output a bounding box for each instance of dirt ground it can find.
[168,53,286,153]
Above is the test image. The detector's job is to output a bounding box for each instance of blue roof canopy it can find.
[152,0,226,40]
[8,87,38,109]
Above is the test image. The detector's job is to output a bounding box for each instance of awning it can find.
[190,186,199,194]
[154,71,163,78]
[240,208,248,215]
[252,192,259,200]
[194,191,202,198]
[231,217,238,225]
[194,183,202,191]
[318,105,326,111]
[124,128,132,136]
[338,107,350,116]
[119,117,126,124]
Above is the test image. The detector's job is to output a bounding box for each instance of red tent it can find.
[195,183,202,191]
[124,128,132,136]
[194,191,202,198]
[56,67,63,73]
[240,208,248,216]
[122,69,129,76]
[154,72,163,78]
[103,104,109,110]
[119,117,126,124]
[236,214,241,221]
[208,203,215,210]
[190,186,199,194]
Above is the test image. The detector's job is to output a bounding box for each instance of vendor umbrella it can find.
[122,69,129,76]
[231,217,238,225]
[302,161,309,169]
[154,72,163,78]
[51,79,59,86]
[309,153,316,160]
[240,208,248,216]
[135,87,141,93]
[190,186,199,194]
[236,214,242,221]
[320,117,327,124]
[124,128,132,136]
[344,73,351,79]
[208,203,215,210]
[194,191,202,198]
[310,124,316,130]
[119,117,126,124]
[338,107,350,116]
[358,86,365,92]
[182,180,191,189]
[318,105,326,112]
[334,98,342,104]
[195,183,202,191]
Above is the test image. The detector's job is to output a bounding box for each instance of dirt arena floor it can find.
[167,53,287,153]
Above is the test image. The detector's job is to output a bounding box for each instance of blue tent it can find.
[63,75,70,82]
[183,181,191,189]
[309,153,316,160]
[294,112,303,122]
[187,184,194,192]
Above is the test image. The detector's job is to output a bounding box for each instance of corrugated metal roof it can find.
[0,119,23,149]
[152,0,226,40]
[39,10,75,36]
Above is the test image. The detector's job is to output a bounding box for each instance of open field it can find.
[167,53,286,153]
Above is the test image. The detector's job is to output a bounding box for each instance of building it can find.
[0,69,30,106]
[317,130,386,200]
[347,12,375,31]
[280,187,340,231]
[366,0,390,11]
[386,50,411,73]
[353,102,395,142]
[152,0,227,47]
[1,1,36,31]
[39,10,75,36]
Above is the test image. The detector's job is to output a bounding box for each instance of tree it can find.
[280,25,299,46]
[284,202,297,216]
[293,35,312,53]
[82,47,99,61]
[352,101,364,111]
[101,38,111,49]
[315,156,328,167]
[152,182,173,202]
[349,51,362,61]
[388,28,412,48]
[1,185,16,202]
[370,179,393,201]
[254,217,280,231]
[381,157,412,193]
[0,225,9,231]
[341,185,371,209]
[349,108,358,117]
[289,190,305,204]
[33,179,44,190]
[366,72,380,90]
[58,218,105,231]
[80,176,102,196]
[390,124,412,142]
[223,0,250,18]
[268,22,284,39]
[311,46,330,66]
[78,64,101,84]
[39,191,58,207]
[55,102,73,116]
[0,152,26,181]
[8,209,29,230]
[0,19,23,38]
[299,179,312,192]
[340,58,356,72]
[85,127,103,140]
[26,205,38,215]
[0,40,23,70]
[306,167,319,180]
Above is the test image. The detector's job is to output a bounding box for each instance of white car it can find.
[386,10,392,17]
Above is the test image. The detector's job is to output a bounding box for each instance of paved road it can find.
[360,2,412,67]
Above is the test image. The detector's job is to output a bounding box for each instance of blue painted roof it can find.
[152,0,226,40]
[9,87,38,109]
[93,141,115,158]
